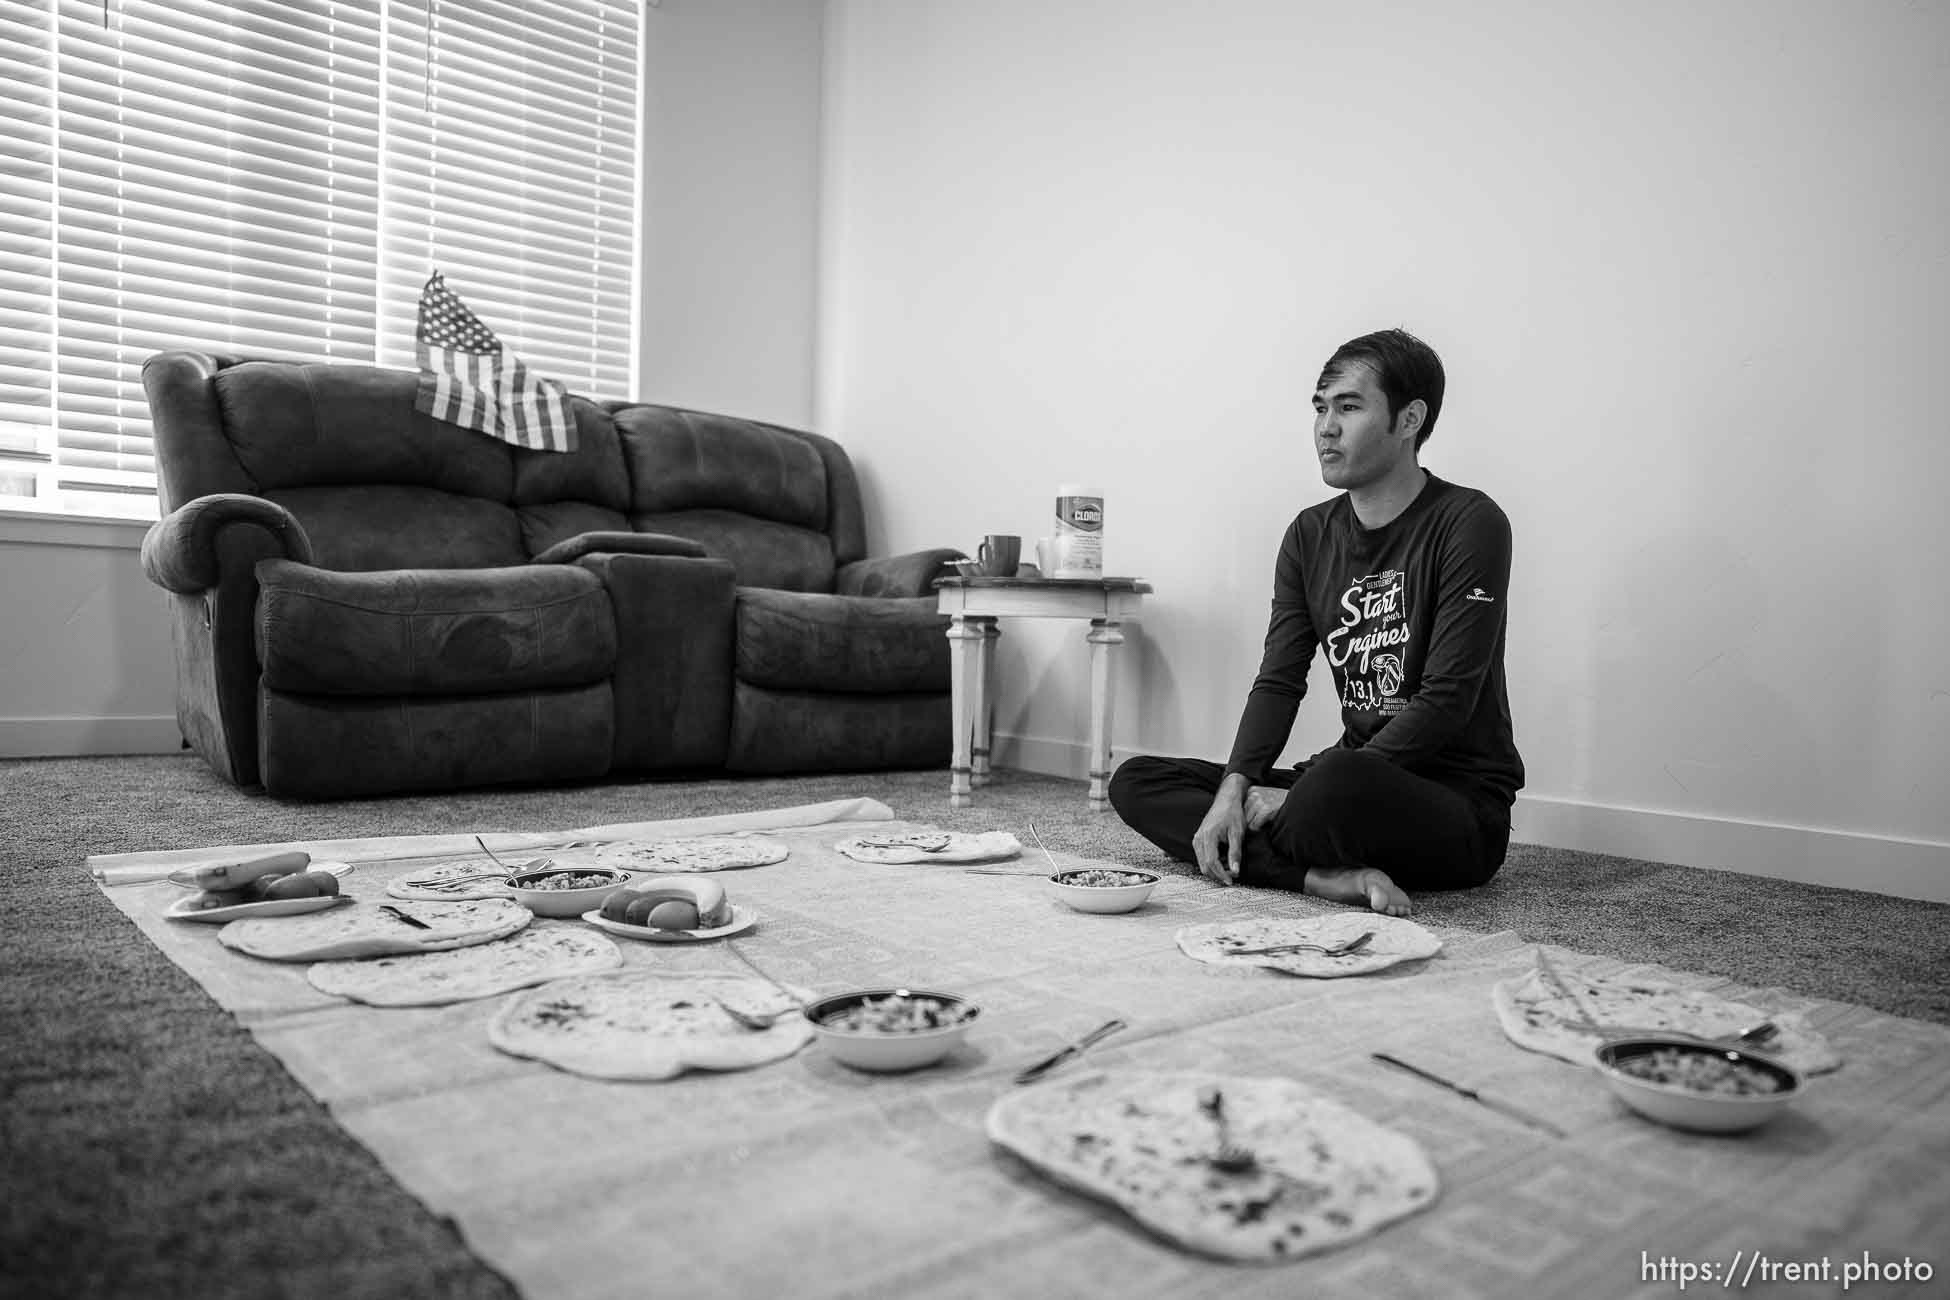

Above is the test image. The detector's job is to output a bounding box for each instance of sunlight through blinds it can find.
[375,0,637,401]
[0,0,639,520]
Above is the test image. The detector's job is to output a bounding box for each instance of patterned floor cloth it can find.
[93,807,1950,1300]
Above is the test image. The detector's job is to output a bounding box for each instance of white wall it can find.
[0,514,179,757]
[819,0,1950,899]
[637,0,825,426]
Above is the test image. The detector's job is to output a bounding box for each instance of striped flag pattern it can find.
[414,270,578,453]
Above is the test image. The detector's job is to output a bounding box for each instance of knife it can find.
[1370,1052,1566,1139]
[1013,1018,1129,1086]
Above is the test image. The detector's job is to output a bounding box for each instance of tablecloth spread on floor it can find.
[93,802,1950,1299]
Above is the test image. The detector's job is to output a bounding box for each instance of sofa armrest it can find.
[531,531,710,566]
[576,552,738,771]
[834,548,965,598]
[141,493,315,594]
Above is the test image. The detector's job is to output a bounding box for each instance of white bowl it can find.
[1047,868,1160,914]
[805,988,980,1072]
[505,866,633,918]
[1593,1037,1803,1133]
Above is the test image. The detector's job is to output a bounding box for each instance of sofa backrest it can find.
[145,352,870,589]
[610,405,868,593]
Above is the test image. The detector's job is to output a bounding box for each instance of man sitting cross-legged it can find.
[1109,328,1523,915]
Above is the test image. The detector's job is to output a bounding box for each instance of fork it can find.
[1581,1020,1780,1047]
[472,837,553,875]
[1225,930,1376,958]
[1197,1085,1258,1173]
[712,998,804,1031]
[402,869,514,889]
[1027,822,1063,873]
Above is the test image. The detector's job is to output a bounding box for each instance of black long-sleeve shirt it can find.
[1223,472,1524,818]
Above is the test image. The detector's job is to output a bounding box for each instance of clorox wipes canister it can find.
[1052,484,1104,579]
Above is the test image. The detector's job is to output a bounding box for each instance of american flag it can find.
[414,270,578,453]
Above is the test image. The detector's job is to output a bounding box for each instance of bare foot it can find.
[1303,866,1412,916]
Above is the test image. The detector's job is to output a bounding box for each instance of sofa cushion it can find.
[256,560,615,696]
[637,509,834,592]
[531,531,708,566]
[612,406,828,531]
[726,682,950,774]
[212,361,513,500]
[510,398,632,514]
[519,501,632,559]
[259,683,614,798]
[734,589,950,694]
[269,485,526,571]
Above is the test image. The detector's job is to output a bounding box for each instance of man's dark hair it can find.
[1317,328,1445,450]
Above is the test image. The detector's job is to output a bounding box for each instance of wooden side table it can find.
[934,576,1152,807]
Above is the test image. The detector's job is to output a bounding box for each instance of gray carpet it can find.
[5,754,1947,1299]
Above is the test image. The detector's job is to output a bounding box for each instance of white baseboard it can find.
[1511,795,1950,905]
[997,732,1950,904]
[0,716,182,758]
[993,730,1108,784]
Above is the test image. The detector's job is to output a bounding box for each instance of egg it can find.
[261,870,339,900]
[190,888,250,910]
[646,899,701,930]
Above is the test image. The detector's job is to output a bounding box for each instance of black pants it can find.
[1107,748,1507,892]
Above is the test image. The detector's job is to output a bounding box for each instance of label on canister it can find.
[1053,485,1103,579]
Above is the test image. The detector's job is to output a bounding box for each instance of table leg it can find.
[972,620,1001,786]
[1085,618,1123,806]
[946,615,989,806]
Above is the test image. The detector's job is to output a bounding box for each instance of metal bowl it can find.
[1593,1037,1802,1133]
[804,987,980,1072]
[1047,869,1160,914]
[505,866,633,918]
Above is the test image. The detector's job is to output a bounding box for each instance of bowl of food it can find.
[1048,868,1160,914]
[1593,1037,1803,1133]
[505,866,633,918]
[804,987,981,1072]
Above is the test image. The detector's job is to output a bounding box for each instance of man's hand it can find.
[1192,776,1253,886]
[1242,784,1288,831]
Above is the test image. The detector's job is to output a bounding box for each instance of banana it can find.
[600,877,730,929]
[168,850,311,892]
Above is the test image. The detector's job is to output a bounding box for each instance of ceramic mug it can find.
[976,534,1021,577]
[1034,537,1054,575]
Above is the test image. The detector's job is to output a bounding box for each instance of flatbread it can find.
[551,836,788,873]
[1492,961,1842,1075]
[218,898,532,963]
[987,1070,1437,1262]
[307,928,623,1007]
[1175,913,1441,978]
[488,970,815,1081]
[835,830,1022,864]
[386,858,516,901]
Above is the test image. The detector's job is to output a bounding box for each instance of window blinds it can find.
[0,0,639,520]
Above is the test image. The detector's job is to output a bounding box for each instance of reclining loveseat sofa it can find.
[139,351,963,798]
